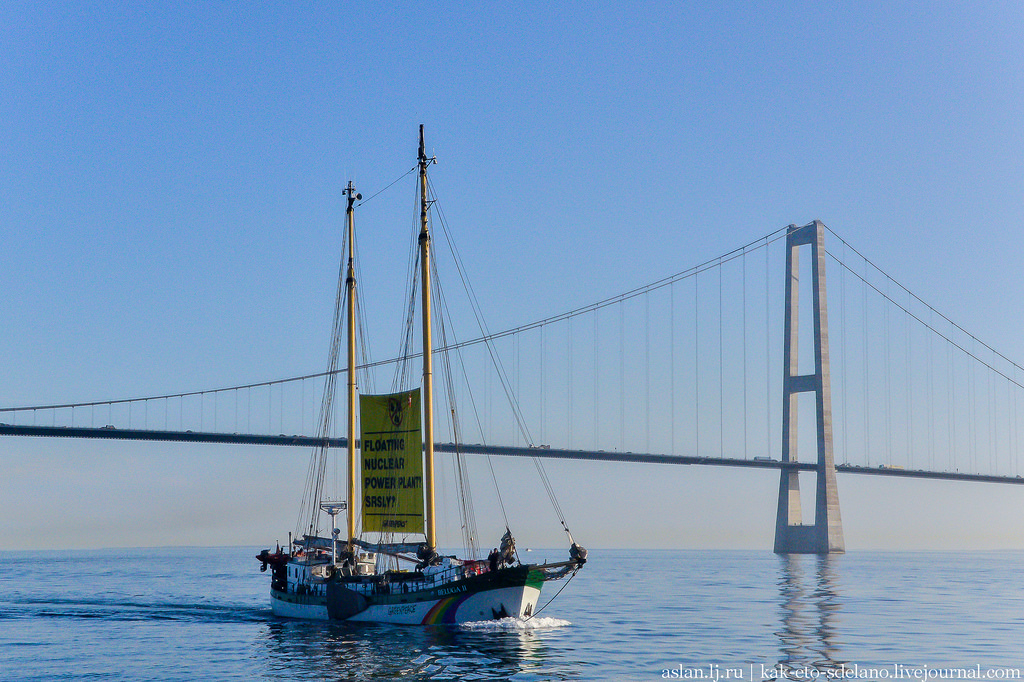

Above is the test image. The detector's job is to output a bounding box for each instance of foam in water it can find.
[458,616,571,631]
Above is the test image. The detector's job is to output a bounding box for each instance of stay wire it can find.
[355,165,417,208]
[427,182,572,533]
[426,175,535,445]
[434,264,481,556]
[421,175,510,546]
[525,568,580,621]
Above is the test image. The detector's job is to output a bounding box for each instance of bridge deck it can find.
[4,424,1022,486]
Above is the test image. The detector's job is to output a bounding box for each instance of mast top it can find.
[418,125,437,170]
[343,180,360,209]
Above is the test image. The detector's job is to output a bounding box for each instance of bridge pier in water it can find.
[774,221,845,554]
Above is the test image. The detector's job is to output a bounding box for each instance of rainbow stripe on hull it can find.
[421,591,474,623]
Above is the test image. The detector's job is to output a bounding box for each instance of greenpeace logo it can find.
[387,604,416,615]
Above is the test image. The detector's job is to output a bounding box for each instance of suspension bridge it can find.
[4,221,1024,552]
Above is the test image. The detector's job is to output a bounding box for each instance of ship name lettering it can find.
[437,585,467,597]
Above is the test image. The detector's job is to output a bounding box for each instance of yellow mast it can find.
[344,180,360,551]
[418,125,437,550]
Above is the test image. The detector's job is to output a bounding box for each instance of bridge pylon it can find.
[774,221,845,554]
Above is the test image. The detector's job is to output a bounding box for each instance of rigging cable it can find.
[355,165,417,207]
[426,175,574,540]
[427,175,535,445]
[525,567,580,621]
[426,225,514,542]
[439,281,511,533]
[296,213,351,541]
[432,253,482,556]
[391,181,423,394]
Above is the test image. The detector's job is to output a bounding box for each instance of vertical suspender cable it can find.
[593,310,598,450]
[671,281,675,455]
[719,257,723,459]
[927,310,934,471]
[765,237,771,458]
[645,292,650,452]
[568,317,573,449]
[863,257,870,467]
[906,306,912,470]
[948,338,954,471]
[885,278,892,467]
[990,351,996,474]
[742,248,747,460]
[840,240,847,464]
[1013,370,1019,477]
[619,302,625,453]
[695,269,700,457]
[969,338,976,473]
[540,325,545,445]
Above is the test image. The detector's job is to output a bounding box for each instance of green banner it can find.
[359,389,424,533]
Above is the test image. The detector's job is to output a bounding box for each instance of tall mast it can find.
[418,125,437,550]
[344,181,360,551]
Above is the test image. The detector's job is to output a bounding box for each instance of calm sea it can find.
[1,548,1021,681]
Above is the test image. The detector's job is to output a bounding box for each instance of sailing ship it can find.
[256,127,586,624]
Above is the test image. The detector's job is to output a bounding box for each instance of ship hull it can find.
[270,565,543,624]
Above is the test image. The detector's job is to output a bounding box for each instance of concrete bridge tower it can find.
[774,221,845,554]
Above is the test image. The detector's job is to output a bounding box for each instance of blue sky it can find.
[3,2,1024,551]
